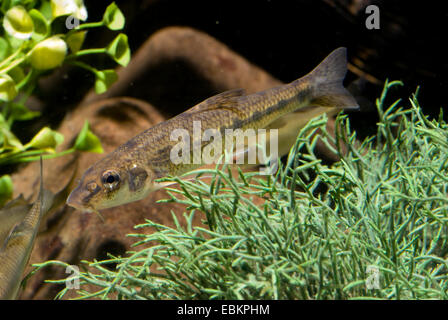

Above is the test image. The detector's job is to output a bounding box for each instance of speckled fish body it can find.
[67,47,358,212]
[0,162,46,300]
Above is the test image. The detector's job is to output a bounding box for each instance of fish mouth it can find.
[66,189,95,213]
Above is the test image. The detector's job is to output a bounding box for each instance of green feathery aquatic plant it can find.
[33,80,448,299]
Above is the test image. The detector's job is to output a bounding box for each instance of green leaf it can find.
[25,126,64,151]
[0,37,9,61]
[102,2,125,30]
[29,9,49,41]
[0,175,13,207]
[9,103,40,121]
[0,74,18,102]
[66,30,86,54]
[39,1,52,21]
[74,121,103,153]
[94,69,118,94]
[3,5,34,40]
[4,32,24,51]
[0,0,11,13]
[29,36,67,70]
[106,33,130,67]
[0,127,23,150]
[7,66,25,84]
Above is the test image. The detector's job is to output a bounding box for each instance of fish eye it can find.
[101,170,120,191]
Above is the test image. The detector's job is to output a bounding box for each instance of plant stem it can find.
[0,44,24,70]
[69,21,104,33]
[0,148,75,165]
[68,60,98,74]
[67,48,107,60]
[15,148,75,163]
[0,55,27,75]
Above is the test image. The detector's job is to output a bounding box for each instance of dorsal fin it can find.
[185,89,245,114]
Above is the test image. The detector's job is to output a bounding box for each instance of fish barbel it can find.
[67,47,358,212]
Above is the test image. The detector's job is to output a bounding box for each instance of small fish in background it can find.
[0,159,74,299]
[67,47,359,213]
[0,158,47,299]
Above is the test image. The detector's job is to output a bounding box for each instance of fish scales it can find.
[0,161,44,300]
[109,83,310,174]
[0,199,41,299]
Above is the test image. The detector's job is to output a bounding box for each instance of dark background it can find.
[36,0,448,139]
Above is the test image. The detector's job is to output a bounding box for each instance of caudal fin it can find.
[298,47,359,110]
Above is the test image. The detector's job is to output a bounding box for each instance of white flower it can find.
[51,0,88,21]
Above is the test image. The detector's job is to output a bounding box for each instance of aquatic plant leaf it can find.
[66,31,86,54]
[94,69,118,94]
[0,38,9,61]
[0,175,13,207]
[0,1,9,12]
[3,6,34,40]
[0,74,18,102]
[7,66,25,84]
[74,121,103,153]
[102,2,125,31]
[38,1,53,21]
[106,33,130,67]
[25,127,64,151]
[0,127,24,150]
[10,103,40,121]
[29,36,67,70]
[29,9,49,41]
